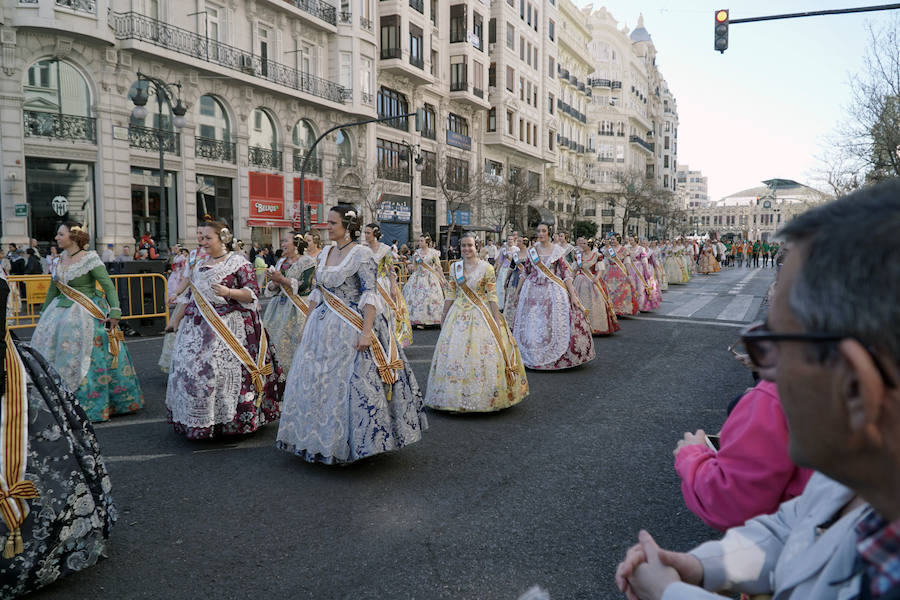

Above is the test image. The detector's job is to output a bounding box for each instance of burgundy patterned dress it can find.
[512,244,595,370]
[166,252,284,439]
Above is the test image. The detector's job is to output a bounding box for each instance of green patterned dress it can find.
[31,250,144,422]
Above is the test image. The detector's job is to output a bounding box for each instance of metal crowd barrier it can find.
[6,273,170,330]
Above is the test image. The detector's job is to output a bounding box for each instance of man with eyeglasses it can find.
[615,180,900,600]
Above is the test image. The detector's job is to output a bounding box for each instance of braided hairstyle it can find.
[330,205,362,240]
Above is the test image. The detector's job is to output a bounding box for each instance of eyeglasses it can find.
[739,322,896,388]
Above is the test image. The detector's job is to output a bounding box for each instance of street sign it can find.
[14,204,27,217]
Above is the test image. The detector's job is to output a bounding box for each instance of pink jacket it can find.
[674,380,813,531]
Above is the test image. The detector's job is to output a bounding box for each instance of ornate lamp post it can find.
[399,141,424,241]
[130,72,187,256]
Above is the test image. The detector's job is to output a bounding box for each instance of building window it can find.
[450,4,466,43]
[548,92,554,115]
[533,8,538,31]
[430,0,437,25]
[377,86,409,131]
[485,159,503,177]
[380,15,400,55]
[520,36,525,61]
[489,62,496,87]
[507,110,514,134]
[506,66,514,92]
[548,130,555,151]
[447,112,469,136]
[422,103,436,139]
[548,56,554,78]
[487,107,496,132]
[488,18,496,43]
[450,56,467,91]
[548,19,554,41]
[446,156,469,191]
[410,24,424,67]
[506,23,515,49]
[473,12,483,50]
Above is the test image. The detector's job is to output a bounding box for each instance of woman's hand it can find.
[210,283,231,298]
[673,429,707,456]
[104,317,120,330]
[355,331,373,351]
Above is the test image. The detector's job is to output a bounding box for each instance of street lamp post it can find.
[399,141,424,242]
[130,72,187,258]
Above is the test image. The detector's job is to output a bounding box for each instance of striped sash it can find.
[280,283,310,317]
[188,283,273,407]
[0,334,39,558]
[457,279,520,386]
[377,283,398,313]
[416,255,445,283]
[55,280,125,368]
[318,285,403,390]
[580,266,614,308]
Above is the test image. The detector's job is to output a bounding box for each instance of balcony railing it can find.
[601,209,616,217]
[23,111,96,143]
[449,80,467,92]
[195,136,236,163]
[381,47,402,60]
[597,156,615,163]
[360,16,373,31]
[409,54,424,69]
[55,0,96,14]
[113,12,347,104]
[629,135,654,152]
[421,170,436,188]
[421,128,436,140]
[473,87,484,98]
[377,165,410,182]
[612,81,622,89]
[129,125,181,155]
[249,146,283,170]
[409,0,424,13]
[361,91,375,105]
[559,68,569,80]
[338,11,352,24]
[284,0,336,25]
[589,78,610,87]
[293,152,322,175]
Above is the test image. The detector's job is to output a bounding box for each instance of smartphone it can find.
[705,434,721,452]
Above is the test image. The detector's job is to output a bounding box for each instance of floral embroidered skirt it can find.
[402,269,445,326]
[602,266,639,316]
[573,273,619,335]
[0,341,116,597]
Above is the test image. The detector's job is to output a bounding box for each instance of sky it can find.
[577,0,885,202]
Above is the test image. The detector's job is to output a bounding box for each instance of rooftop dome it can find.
[630,14,653,43]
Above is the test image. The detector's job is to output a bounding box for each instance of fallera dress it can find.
[31,250,144,422]
[502,257,523,327]
[0,273,116,597]
[262,254,317,374]
[698,247,718,274]
[629,245,661,311]
[665,247,688,284]
[425,260,528,412]
[402,247,445,326]
[572,250,620,335]
[601,246,639,316]
[276,244,427,464]
[372,243,413,348]
[165,252,284,439]
[494,247,513,309]
[513,244,595,370]
[650,247,668,291]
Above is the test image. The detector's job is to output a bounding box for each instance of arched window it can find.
[248,108,280,170]
[195,95,234,162]
[335,129,353,168]
[292,119,320,175]
[23,59,93,141]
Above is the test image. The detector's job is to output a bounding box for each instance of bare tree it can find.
[436,155,495,256]
[833,16,900,182]
[604,169,656,234]
[813,139,864,199]
[481,167,542,237]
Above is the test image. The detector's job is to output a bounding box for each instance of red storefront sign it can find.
[293,178,325,228]
[248,172,290,227]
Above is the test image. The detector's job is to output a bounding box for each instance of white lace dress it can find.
[276,244,427,464]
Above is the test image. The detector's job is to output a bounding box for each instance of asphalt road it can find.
[29,266,776,600]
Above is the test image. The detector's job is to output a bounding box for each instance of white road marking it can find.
[94,417,168,429]
[628,315,745,328]
[664,295,718,317]
[105,453,175,463]
[716,295,755,321]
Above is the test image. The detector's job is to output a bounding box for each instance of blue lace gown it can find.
[276,244,428,464]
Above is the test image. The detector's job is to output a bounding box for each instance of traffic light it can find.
[714,9,729,53]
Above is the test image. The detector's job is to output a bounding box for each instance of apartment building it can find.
[676,164,709,209]
[1,0,379,249]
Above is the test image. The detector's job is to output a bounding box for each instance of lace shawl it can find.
[190,253,258,311]
[308,244,379,312]
[58,251,103,284]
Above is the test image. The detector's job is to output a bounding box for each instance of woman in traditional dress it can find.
[402,234,445,327]
[502,237,527,327]
[158,247,191,373]
[697,243,718,275]
[513,222,595,370]
[304,230,323,261]
[494,232,518,309]
[601,236,639,316]
[649,241,668,291]
[628,237,661,311]
[31,222,144,423]
[364,223,413,348]
[572,236,619,335]
[425,232,528,412]
[262,232,316,375]
[165,221,283,439]
[665,241,687,284]
[277,205,427,464]
[0,271,116,597]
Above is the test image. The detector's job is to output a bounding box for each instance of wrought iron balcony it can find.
[129,125,180,155]
[473,87,484,98]
[284,0,336,25]
[113,13,347,104]
[409,54,424,69]
[421,128,436,140]
[360,16,373,31]
[577,82,586,93]
[23,111,96,143]
[249,146,283,170]
[377,165,410,183]
[361,91,375,105]
[449,80,467,92]
[559,68,569,80]
[195,136,236,163]
[611,81,622,89]
[381,47,402,60]
[597,156,615,163]
[601,209,616,217]
[336,156,356,168]
[421,170,436,188]
[598,130,616,137]
[629,135,654,152]
[293,152,322,175]
[409,0,424,13]
[446,178,469,192]
[55,0,96,14]
[338,11,352,24]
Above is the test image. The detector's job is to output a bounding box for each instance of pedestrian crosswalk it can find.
[647,267,774,324]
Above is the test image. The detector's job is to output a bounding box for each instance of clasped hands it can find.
[614,530,703,600]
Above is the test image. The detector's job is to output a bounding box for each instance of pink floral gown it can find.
[601,246,639,316]
[513,244,595,370]
[573,250,620,335]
